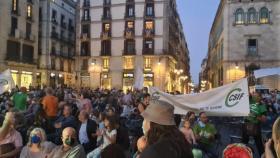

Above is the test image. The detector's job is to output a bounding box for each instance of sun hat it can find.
[141,100,175,126]
[223,143,253,158]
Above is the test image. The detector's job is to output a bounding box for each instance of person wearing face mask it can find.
[193,112,217,158]
[264,117,280,158]
[136,100,193,158]
[48,127,86,158]
[20,128,55,158]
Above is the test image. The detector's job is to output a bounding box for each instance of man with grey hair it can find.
[48,127,86,158]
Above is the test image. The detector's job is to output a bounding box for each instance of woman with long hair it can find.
[138,100,193,158]
[20,127,55,158]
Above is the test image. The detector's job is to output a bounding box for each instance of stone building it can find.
[0,0,40,88]
[204,0,280,89]
[39,0,76,87]
[75,0,190,93]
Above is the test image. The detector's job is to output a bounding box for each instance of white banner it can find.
[150,78,250,116]
[0,69,15,94]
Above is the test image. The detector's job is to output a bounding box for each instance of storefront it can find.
[123,72,134,92]
[80,72,90,88]
[101,73,111,89]
[143,72,154,87]
[11,70,33,88]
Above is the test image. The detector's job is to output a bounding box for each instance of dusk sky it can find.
[177,0,220,84]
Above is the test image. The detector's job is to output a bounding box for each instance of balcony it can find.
[123,48,136,56]
[61,22,67,29]
[68,25,74,31]
[81,16,91,22]
[142,48,154,55]
[81,33,90,40]
[102,14,112,21]
[100,32,111,40]
[51,18,58,25]
[83,1,90,7]
[124,29,134,39]
[143,29,154,38]
[80,50,90,56]
[25,34,36,42]
[103,0,111,6]
[9,28,22,39]
[100,50,111,56]
[51,31,59,40]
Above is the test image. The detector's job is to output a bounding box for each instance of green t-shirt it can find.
[247,103,267,124]
[193,123,217,146]
[13,92,28,111]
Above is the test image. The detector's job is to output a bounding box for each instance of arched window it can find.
[248,8,257,24]
[235,8,244,24]
[260,7,269,24]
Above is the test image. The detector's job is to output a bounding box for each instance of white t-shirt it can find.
[102,129,117,149]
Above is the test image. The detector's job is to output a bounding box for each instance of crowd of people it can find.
[0,85,279,158]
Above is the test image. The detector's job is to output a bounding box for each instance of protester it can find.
[12,87,28,111]
[78,110,98,153]
[42,87,58,132]
[138,100,193,158]
[49,104,78,144]
[48,127,86,158]
[264,117,280,158]
[87,115,117,158]
[20,127,55,158]
[180,119,197,145]
[142,94,150,107]
[193,112,217,158]
[0,112,23,158]
[242,93,267,156]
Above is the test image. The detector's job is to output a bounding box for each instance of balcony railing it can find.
[143,29,154,38]
[124,29,134,39]
[100,32,111,40]
[81,16,91,22]
[102,14,112,21]
[81,33,90,40]
[25,34,36,42]
[51,18,58,25]
[9,28,22,39]
[51,31,59,39]
[80,50,90,56]
[123,48,136,56]
[100,50,111,56]
[61,22,67,29]
[142,48,154,55]
[103,0,111,6]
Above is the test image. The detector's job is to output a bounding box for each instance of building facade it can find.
[204,0,280,90]
[0,0,39,88]
[39,0,76,87]
[76,0,190,92]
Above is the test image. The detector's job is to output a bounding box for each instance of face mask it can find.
[65,137,75,146]
[198,121,206,128]
[31,135,41,144]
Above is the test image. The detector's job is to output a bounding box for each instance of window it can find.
[26,22,31,39]
[103,58,109,69]
[82,25,90,35]
[235,8,244,24]
[124,57,134,69]
[39,8,42,21]
[145,21,153,30]
[104,0,110,5]
[27,5,32,18]
[127,5,134,17]
[144,39,154,50]
[248,39,257,55]
[247,8,257,24]
[22,44,34,63]
[127,21,134,29]
[146,3,154,16]
[52,10,57,21]
[61,14,65,25]
[260,7,269,24]
[6,40,20,60]
[82,59,88,70]
[125,40,135,54]
[12,0,18,12]
[81,42,90,56]
[144,57,152,69]
[11,17,18,35]
[103,7,111,18]
[84,0,90,6]
[83,9,89,20]
[104,23,110,32]
[101,40,111,56]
